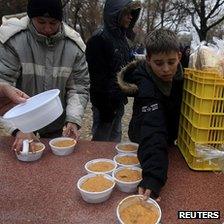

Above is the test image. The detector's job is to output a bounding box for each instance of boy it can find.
[117,29,183,200]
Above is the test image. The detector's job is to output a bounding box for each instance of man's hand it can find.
[138,187,161,202]
[12,131,40,153]
[1,84,29,104]
[62,122,80,140]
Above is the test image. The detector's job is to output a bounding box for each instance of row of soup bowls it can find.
[77,142,141,203]
[16,139,138,162]
[76,142,161,223]
[16,137,77,162]
[78,157,142,200]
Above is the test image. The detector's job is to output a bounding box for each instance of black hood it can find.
[103,0,141,39]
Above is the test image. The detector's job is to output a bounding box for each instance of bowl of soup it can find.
[112,167,142,193]
[85,158,117,175]
[116,142,138,154]
[113,153,140,168]
[77,173,115,203]
[117,195,161,224]
[16,142,45,162]
[49,137,76,156]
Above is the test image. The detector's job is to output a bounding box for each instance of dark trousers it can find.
[91,105,124,142]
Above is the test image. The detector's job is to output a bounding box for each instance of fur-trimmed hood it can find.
[117,59,144,95]
[118,59,184,96]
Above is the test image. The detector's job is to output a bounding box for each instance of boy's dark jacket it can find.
[117,60,183,195]
[86,0,141,122]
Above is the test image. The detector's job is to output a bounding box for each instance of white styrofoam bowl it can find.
[113,153,140,168]
[117,195,162,224]
[77,173,115,203]
[84,158,117,175]
[115,142,138,154]
[3,89,63,133]
[16,142,45,162]
[49,137,76,156]
[112,167,142,193]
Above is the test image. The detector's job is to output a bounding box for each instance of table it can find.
[0,137,223,224]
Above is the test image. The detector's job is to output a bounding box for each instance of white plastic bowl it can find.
[112,167,142,193]
[49,137,76,156]
[85,158,117,175]
[117,195,162,224]
[3,89,63,133]
[115,142,138,154]
[113,153,140,168]
[77,173,115,203]
[16,142,45,162]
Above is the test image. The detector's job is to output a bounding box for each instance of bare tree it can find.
[0,0,27,23]
[63,0,102,42]
[140,0,187,32]
[176,0,224,41]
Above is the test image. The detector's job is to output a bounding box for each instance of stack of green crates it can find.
[177,68,224,170]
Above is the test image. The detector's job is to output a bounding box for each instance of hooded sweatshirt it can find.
[86,0,141,122]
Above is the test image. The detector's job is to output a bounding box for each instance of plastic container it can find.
[113,153,140,168]
[112,167,142,193]
[177,68,224,170]
[116,195,161,224]
[115,142,138,154]
[77,173,115,203]
[3,89,63,133]
[49,137,76,156]
[84,158,117,175]
[16,142,45,162]
[177,135,222,171]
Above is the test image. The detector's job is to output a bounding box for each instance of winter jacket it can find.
[0,13,89,136]
[117,60,183,195]
[86,0,141,122]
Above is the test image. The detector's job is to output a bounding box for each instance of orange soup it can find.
[115,168,141,182]
[81,175,113,192]
[116,156,139,165]
[120,202,159,224]
[29,144,44,152]
[52,139,75,148]
[88,161,115,172]
[119,144,138,152]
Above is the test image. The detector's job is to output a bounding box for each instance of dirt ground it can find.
[0,98,134,142]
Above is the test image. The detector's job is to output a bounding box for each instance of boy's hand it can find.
[138,187,161,202]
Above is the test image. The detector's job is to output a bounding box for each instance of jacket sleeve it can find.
[65,48,90,127]
[86,35,112,94]
[0,42,21,134]
[137,97,169,196]
[86,35,122,122]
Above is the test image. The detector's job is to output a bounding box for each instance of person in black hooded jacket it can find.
[86,0,141,142]
[118,29,184,200]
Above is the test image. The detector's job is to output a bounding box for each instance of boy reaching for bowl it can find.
[117,29,183,200]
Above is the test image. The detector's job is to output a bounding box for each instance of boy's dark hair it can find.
[145,28,180,55]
